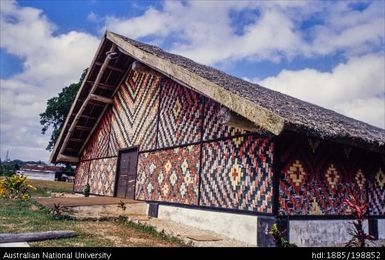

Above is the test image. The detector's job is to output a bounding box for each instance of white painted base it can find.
[289,219,368,247]
[157,205,258,245]
[378,219,385,239]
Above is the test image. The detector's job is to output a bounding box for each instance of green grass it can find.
[28,179,73,197]
[0,199,115,247]
[0,176,74,197]
[0,199,186,247]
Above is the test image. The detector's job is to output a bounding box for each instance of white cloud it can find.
[101,1,384,65]
[305,2,385,57]
[87,11,97,22]
[258,54,385,128]
[0,0,99,162]
[102,1,304,64]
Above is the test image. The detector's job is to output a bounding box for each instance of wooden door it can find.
[115,148,138,199]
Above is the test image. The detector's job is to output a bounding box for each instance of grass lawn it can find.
[27,179,74,197]
[0,178,185,247]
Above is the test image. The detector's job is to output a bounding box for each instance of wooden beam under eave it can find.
[49,36,109,163]
[86,81,116,90]
[218,107,260,132]
[79,114,98,120]
[57,154,79,163]
[69,138,84,143]
[75,125,92,131]
[89,94,113,104]
[94,62,124,73]
[57,45,117,161]
[132,61,164,78]
[64,148,79,152]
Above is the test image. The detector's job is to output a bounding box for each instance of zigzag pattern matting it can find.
[74,161,90,193]
[135,144,200,205]
[200,135,274,213]
[278,133,372,216]
[157,79,204,148]
[88,157,117,196]
[203,98,247,141]
[368,163,385,216]
[81,108,112,160]
[109,71,160,155]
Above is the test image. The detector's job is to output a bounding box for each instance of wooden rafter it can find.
[79,114,98,120]
[86,81,116,90]
[132,61,164,78]
[74,125,92,131]
[218,107,260,132]
[69,138,84,143]
[95,62,124,73]
[89,94,113,104]
[56,154,79,163]
[56,45,117,160]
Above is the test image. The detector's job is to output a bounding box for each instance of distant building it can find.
[20,164,61,173]
[17,164,61,181]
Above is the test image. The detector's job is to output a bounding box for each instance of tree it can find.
[40,69,87,151]
[60,164,75,175]
[0,159,22,176]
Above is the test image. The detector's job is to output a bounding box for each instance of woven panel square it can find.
[200,135,274,213]
[135,144,200,205]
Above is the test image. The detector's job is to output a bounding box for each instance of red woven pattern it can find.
[200,135,273,213]
[278,133,378,215]
[368,156,385,216]
[203,99,247,141]
[81,108,112,160]
[88,157,117,196]
[157,79,204,148]
[109,71,160,154]
[74,161,90,192]
[135,144,200,205]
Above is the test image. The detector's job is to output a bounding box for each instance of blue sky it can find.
[0,0,384,162]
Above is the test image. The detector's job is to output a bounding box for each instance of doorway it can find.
[115,147,138,199]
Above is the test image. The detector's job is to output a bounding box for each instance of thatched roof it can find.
[50,31,385,163]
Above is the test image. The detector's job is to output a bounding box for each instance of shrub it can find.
[117,200,127,211]
[51,203,64,219]
[0,174,36,200]
[344,194,375,247]
[83,183,90,197]
[269,223,297,247]
[0,179,6,197]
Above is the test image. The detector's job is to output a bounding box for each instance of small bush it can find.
[51,203,64,219]
[0,174,36,200]
[117,200,127,211]
[116,215,128,223]
[345,194,375,247]
[269,223,297,247]
[83,184,90,197]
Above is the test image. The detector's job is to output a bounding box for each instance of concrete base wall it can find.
[152,204,382,246]
[378,219,385,239]
[157,205,259,245]
[289,219,368,247]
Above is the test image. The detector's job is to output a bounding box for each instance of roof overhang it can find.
[50,33,133,163]
[50,32,286,163]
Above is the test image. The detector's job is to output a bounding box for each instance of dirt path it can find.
[31,221,180,247]
[33,196,141,207]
